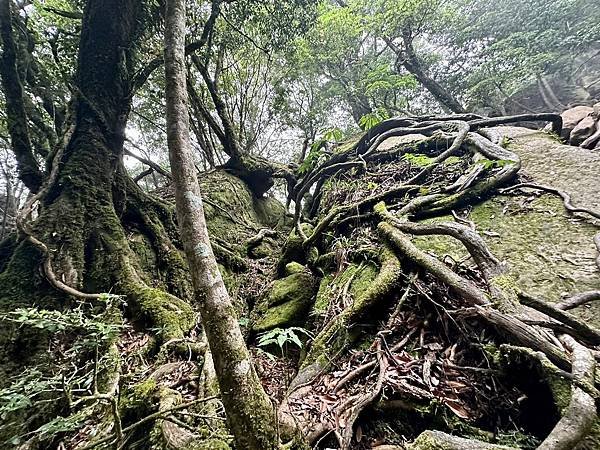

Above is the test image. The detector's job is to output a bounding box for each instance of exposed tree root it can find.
[556,291,600,311]
[337,339,388,450]
[273,113,600,449]
[537,335,596,450]
[501,183,600,220]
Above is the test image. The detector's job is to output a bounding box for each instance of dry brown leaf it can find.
[444,399,470,419]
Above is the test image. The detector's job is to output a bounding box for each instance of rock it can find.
[284,262,305,275]
[560,105,593,140]
[252,270,318,332]
[570,115,597,146]
[419,126,600,326]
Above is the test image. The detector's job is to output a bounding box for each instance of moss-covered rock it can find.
[285,262,306,275]
[252,268,318,332]
[254,194,289,229]
[408,430,514,449]
[276,223,316,276]
[411,128,600,327]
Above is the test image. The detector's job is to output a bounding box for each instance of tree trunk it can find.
[0,0,198,386]
[386,33,466,114]
[0,0,43,191]
[347,92,373,125]
[163,1,278,449]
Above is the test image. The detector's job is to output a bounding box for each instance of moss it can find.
[254,195,287,229]
[285,262,305,275]
[311,262,379,322]
[125,281,195,340]
[252,299,310,332]
[469,194,600,326]
[252,270,318,332]
[128,232,157,272]
[199,171,290,254]
[184,439,231,450]
[313,273,336,316]
[302,248,401,369]
[407,431,446,449]
[403,153,436,167]
[408,430,516,449]
[120,378,158,414]
[269,272,315,308]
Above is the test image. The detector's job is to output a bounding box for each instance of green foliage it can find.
[359,108,390,131]
[0,367,90,444]
[441,0,599,109]
[0,298,124,444]
[257,326,312,356]
[0,299,123,345]
[298,127,343,174]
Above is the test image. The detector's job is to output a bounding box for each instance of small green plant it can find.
[257,327,312,357]
[298,127,344,175]
[500,135,512,148]
[359,108,389,131]
[0,303,123,345]
[0,298,125,445]
[479,158,512,170]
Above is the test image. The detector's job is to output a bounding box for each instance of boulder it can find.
[560,105,593,140]
[252,268,318,332]
[570,115,597,146]
[415,126,600,326]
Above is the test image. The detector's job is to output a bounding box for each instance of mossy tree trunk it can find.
[164,1,278,448]
[0,0,195,375]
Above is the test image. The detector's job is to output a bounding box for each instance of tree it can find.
[163,0,277,447]
[445,0,600,112]
[0,1,599,449]
[0,0,203,443]
[278,2,417,130]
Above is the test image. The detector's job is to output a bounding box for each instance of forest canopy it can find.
[0,0,599,449]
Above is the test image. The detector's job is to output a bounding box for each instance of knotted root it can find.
[537,335,596,450]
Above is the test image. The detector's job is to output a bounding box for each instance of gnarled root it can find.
[538,335,596,450]
[407,430,516,449]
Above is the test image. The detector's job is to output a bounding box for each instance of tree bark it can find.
[0,0,43,191]
[163,1,278,448]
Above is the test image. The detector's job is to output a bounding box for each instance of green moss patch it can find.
[252,268,318,332]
